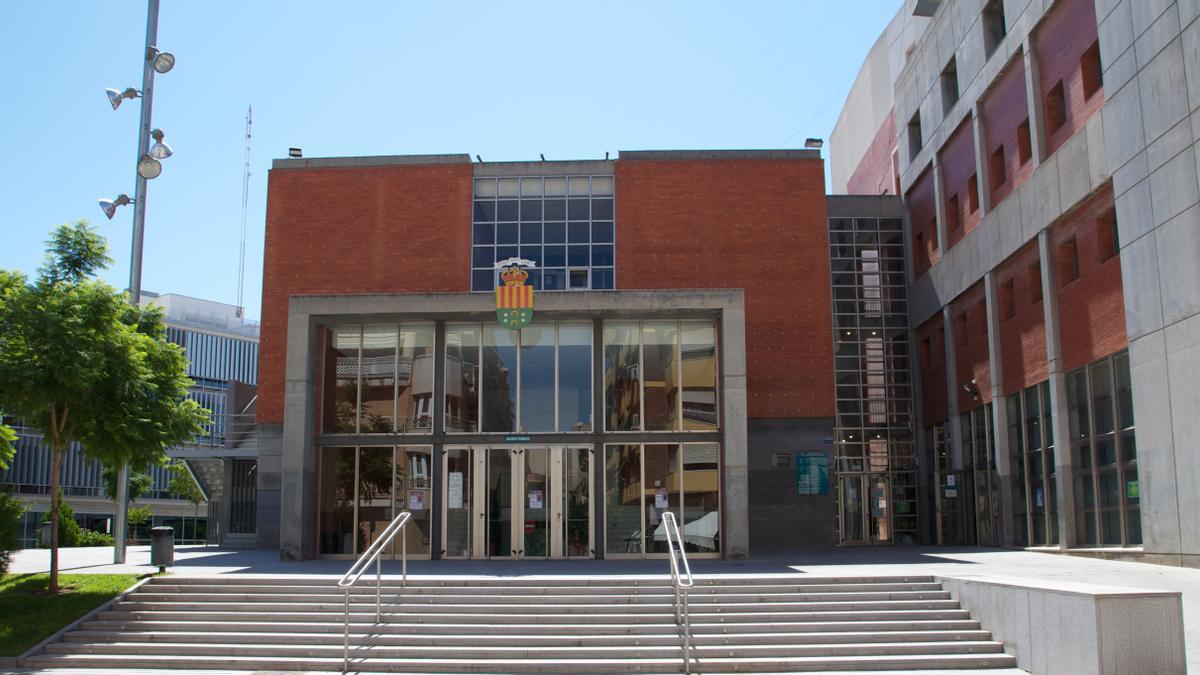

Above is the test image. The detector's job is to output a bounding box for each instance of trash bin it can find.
[150,526,174,572]
[41,521,52,548]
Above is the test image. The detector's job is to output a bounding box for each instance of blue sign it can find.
[796,452,829,495]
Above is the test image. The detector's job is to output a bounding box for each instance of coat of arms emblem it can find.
[494,258,535,330]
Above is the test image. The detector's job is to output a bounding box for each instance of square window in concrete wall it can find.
[947,194,960,231]
[1046,81,1066,134]
[1028,261,1043,303]
[941,56,960,114]
[967,174,979,214]
[983,0,1007,57]
[1081,40,1103,101]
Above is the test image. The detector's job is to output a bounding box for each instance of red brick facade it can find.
[907,166,939,279]
[981,53,1034,208]
[1052,185,1126,372]
[949,282,992,412]
[994,240,1049,395]
[258,162,474,423]
[846,108,898,196]
[259,155,835,424]
[940,117,980,250]
[1036,0,1103,157]
[916,314,948,425]
[615,157,834,419]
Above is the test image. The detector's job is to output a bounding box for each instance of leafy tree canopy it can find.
[102,465,154,503]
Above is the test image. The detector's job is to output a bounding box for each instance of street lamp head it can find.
[152,50,175,74]
[98,194,134,220]
[149,129,173,159]
[105,87,140,110]
[804,138,825,149]
[137,154,162,180]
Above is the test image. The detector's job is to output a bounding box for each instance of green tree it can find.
[0,222,209,593]
[0,491,26,574]
[0,421,15,470]
[126,505,153,544]
[102,465,154,503]
[38,490,81,548]
[167,460,205,541]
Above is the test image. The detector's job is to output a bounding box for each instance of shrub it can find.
[0,491,26,574]
[37,493,81,548]
[75,529,114,547]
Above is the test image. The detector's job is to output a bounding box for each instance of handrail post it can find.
[338,510,413,672]
[375,554,381,623]
[343,587,350,672]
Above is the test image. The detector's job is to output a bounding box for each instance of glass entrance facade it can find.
[315,318,722,560]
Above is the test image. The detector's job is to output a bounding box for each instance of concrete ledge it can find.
[939,574,1185,675]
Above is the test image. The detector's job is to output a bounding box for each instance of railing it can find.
[337,510,412,672]
[661,511,694,674]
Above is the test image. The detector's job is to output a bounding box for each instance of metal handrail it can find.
[337,510,412,672]
[661,512,694,674]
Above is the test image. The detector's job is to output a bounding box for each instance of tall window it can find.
[1070,351,1138,546]
[472,176,615,291]
[322,324,434,435]
[1008,381,1058,546]
[603,320,719,433]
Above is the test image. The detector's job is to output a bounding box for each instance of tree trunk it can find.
[48,410,63,594]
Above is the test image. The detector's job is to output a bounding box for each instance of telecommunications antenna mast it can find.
[237,105,252,317]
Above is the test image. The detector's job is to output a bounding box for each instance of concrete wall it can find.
[939,574,1185,674]
[747,418,837,547]
[1095,0,1200,565]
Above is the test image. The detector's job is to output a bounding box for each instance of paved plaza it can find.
[6,544,1196,673]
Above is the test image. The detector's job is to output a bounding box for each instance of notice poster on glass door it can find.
[448,472,464,509]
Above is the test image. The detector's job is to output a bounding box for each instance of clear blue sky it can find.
[1,1,898,322]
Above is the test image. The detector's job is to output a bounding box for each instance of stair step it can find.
[115,599,964,614]
[22,652,1019,673]
[130,590,953,604]
[142,581,946,595]
[63,628,996,647]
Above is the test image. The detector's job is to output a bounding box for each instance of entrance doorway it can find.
[838,474,893,545]
[442,446,592,559]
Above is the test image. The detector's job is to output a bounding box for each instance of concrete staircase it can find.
[24,575,1020,672]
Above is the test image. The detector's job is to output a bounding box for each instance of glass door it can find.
[522,447,550,558]
[839,475,866,545]
[559,447,593,557]
[442,447,475,558]
[868,476,891,544]
[486,447,514,557]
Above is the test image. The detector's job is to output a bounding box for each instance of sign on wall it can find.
[796,452,829,495]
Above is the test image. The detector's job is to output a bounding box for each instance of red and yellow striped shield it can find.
[496,266,534,329]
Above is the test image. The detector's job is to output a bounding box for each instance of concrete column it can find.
[984,272,1016,547]
[932,156,950,254]
[1022,39,1048,168]
[1038,230,1076,549]
[971,103,992,216]
[720,301,750,559]
[592,319,606,559]
[910,328,933,544]
[279,313,317,560]
[430,321,446,559]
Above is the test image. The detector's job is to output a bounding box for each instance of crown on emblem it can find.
[501,266,529,286]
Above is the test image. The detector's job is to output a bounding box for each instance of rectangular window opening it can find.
[1028,261,1043,303]
[1097,209,1119,261]
[983,0,1007,57]
[1000,278,1016,320]
[947,194,961,231]
[967,174,980,214]
[955,313,969,347]
[941,57,960,114]
[1046,80,1067,135]
[1082,40,1103,100]
[908,111,924,158]
[1058,236,1080,285]
[990,146,1007,193]
[1017,119,1033,165]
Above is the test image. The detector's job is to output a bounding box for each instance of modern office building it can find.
[1,292,260,548]
[830,0,1200,566]
[258,151,917,560]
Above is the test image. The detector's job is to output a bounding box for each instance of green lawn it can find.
[0,573,141,656]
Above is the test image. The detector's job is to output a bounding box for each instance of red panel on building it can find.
[846,108,899,196]
[1052,185,1126,372]
[949,282,992,413]
[907,166,939,279]
[1036,0,1103,156]
[994,240,1049,395]
[939,117,980,250]
[258,162,475,423]
[916,314,948,425]
[615,157,834,419]
[981,53,1034,209]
